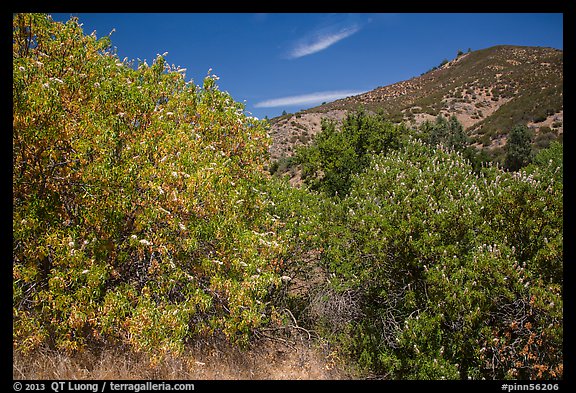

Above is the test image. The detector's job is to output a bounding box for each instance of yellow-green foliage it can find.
[13,13,283,358]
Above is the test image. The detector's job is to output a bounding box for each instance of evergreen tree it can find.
[448,115,468,151]
[430,114,449,146]
[505,124,533,171]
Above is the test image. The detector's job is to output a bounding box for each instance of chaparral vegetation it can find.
[13,14,563,380]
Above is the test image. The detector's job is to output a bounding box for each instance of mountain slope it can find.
[269,45,563,162]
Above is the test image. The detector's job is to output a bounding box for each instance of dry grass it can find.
[13,333,352,380]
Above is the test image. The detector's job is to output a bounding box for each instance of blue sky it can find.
[51,13,563,120]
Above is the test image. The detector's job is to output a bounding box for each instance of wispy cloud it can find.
[254,90,366,108]
[287,25,361,59]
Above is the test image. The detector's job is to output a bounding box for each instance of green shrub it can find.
[268,160,280,175]
[309,138,562,379]
[551,121,562,129]
[532,114,548,123]
[534,129,557,149]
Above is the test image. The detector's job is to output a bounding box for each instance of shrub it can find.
[534,129,557,150]
[268,160,280,175]
[13,13,284,358]
[315,139,562,379]
[551,121,562,129]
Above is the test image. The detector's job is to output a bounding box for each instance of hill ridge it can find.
[269,44,563,162]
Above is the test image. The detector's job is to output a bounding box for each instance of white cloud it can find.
[254,90,366,108]
[287,25,360,59]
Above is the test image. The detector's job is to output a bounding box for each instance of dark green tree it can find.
[429,114,449,146]
[296,111,402,197]
[419,115,468,152]
[463,146,491,172]
[505,125,533,171]
[448,115,469,151]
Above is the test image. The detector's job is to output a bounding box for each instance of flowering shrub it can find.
[314,138,562,379]
[13,14,284,359]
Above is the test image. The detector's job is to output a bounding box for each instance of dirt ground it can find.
[13,332,352,380]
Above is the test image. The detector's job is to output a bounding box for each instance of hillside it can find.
[269,45,563,162]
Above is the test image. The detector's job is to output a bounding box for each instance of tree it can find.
[505,125,533,171]
[448,115,468,151]
[296,111,402,197]
[430,114,449,146]
[420,115,468,152]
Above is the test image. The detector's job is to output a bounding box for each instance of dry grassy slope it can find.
[14,335,351,380]
[269,45,563,160]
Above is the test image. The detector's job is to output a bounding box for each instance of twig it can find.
[255,330,297,351]
[283,308,299,327]
[282,308,316,340]
[13,363,26,379]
